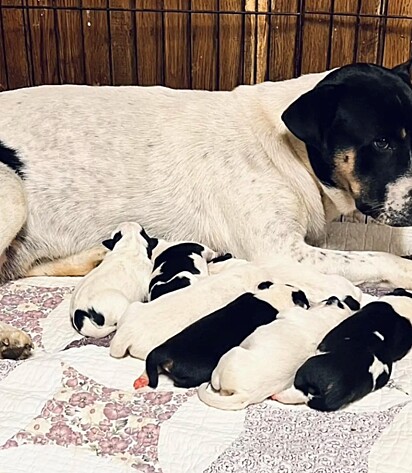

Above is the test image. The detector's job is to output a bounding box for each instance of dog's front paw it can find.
[0,327,34,360]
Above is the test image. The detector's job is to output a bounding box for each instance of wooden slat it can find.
[163,0,190,89]
[268,0,299,81]
[329,0,358,68]
[109,0,136,85]
[382,1,412,68]
[243,0,257,84]
[1,0,31,88]
[219,0,243,90]
[82,0,111,85]
[301,0,332,73]
[27,0,59,85]
[136,0,163,85]
[55,0,84,84]
[0,5,8,90]
[191,0,217,90]
[243,0,271,84]
[356,0,382,63]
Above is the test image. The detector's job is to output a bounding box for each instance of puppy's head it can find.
[319,295,360,314]
[256,281,310,311]
[380,287,412,322]
[102,221,158,258]
[282,60,412,226]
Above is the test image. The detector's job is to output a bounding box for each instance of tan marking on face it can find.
[332,149,362,197]
[401,128,407,139]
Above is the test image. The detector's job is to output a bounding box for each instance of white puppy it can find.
[197,295,359,410]
[110,260,361,360]
[70,221,155,338]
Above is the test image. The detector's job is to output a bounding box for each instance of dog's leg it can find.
[26,245,108,277]
[291,239,412,287]
[0,321,34,360]
[0,164,28,277]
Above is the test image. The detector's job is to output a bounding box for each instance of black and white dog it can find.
[274,289,412,411]
[135,282,309,389]
[4,60,412,357]
[148,241,219,301]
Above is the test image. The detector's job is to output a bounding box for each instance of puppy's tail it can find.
[197,382,250,410]
[145,348,174,389]
[145,349,163,389]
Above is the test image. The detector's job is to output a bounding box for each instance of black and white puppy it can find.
[70,222,156,338]
[134,282,309,389]
[148,241,220,301]
[274,288,412,411]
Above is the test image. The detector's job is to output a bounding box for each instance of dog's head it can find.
[102,221,158,258]
[282,59,412,226]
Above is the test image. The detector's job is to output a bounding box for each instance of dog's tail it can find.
[145,348,174,389]
[197,382,251,410]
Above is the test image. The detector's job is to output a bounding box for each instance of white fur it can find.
[1,71,412,286]
[110,260,360,360]
[197,299,355,410]
[70,221,153,338]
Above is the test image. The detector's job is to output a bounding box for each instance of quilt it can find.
[0,276,411,473]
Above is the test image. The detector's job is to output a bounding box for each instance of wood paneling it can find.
[0,1,411,91]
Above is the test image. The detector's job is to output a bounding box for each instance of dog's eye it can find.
[373,138,390,151]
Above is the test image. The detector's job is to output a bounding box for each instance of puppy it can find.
[70,221,156,338]
[136,282,309,389]
[197,295,360,410]
[274,288,412,411]
[0,321,33,360]
[110,260,360,362]
[148,241,218,301]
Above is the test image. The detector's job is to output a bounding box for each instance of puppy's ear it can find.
[343,295,360,311]
[102,231,123,251]
[392,58,412,86]
[281,85,342,148]
[387,288,412,299]
[292,290,310,309]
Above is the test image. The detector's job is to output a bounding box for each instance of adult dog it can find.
[1,59,412,288]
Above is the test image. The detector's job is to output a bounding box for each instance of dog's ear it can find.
[281,85,343,149]
[392,58,412,86]
[102,231,123,251]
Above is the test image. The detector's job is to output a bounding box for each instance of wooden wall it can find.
[0,0,411,91]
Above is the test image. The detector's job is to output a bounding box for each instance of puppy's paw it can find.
[0,327,33,360]
[133,374,149,390]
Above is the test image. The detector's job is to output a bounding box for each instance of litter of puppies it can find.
[69,221,412,411]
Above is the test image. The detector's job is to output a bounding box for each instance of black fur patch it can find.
[210,253,233,264]
[387,287,412,298]
[139,227,158,259]
[292,290,310,309]
[324,296,344,309]
[343,295,360,311]
[149,243,205,294]
[72,308,105,334]
[0,140,25,178]
[150,275,191,301]
[102,231,123,251]
[257,281,273,290]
